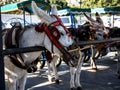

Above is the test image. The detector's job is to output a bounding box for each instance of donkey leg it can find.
[47,61,53,82]
[70,67,76,90]
[75,51,83,90]
[7,75,17,90]
[75,60,83,90]
[117,50,120,79]
[90,58,97,70]
[18,74,27,90]
[51,55,60,84]
[90,46,97,70]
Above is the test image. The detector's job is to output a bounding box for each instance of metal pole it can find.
[79,0,81,9]
[79,0,82,23]
[70,13,76,28]
[0,6,5,90]
[30,13,32,24]
[112,12,114,27]
[23,8,25,27]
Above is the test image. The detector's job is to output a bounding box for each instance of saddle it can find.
[5,22,22,48]
[4,22,27,69]
[4,22,38,72]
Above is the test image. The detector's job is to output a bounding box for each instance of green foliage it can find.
[80,0,120,8]
[48,0,67,9]
[1,0,120,9]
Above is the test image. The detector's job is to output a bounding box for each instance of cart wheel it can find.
[100,48,108,56]
[55,57,62,67]
[83,55,90,63]
[83,48,91,63]
[93,50,101,59]
[38,60,46,69]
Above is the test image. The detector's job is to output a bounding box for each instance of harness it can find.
[4,14,79,70]
[35,15,79,67]
[4,23,45,73]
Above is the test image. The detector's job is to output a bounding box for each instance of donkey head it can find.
[31,1,80,67]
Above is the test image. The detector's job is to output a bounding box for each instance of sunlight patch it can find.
[27,80,61,90]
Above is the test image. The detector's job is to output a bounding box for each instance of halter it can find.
[49,15,70,35]
[35,15,76,67]
[35,15,72,50]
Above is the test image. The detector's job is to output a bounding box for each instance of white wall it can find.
[1,14,41,24]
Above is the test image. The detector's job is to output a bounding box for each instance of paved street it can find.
[25,52,120,90]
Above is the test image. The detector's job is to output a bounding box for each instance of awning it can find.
[57,8,91,16]
[104,6,120,12]
[91,8,105,13]
[1,0,51,13]
[91,6,120,13]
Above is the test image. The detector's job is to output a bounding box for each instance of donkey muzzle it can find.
[60,48,80,67]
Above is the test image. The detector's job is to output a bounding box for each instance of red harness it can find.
[35,15,75,67]
[35,15,72,51]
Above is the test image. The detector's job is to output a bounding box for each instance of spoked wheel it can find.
[38,50,47,69]
[100,48,108,56]
[38,60,46,69]
[83,48,91,63]
[83,55,90,63]
[93,50,101,59]
[55,57,62,67]
[38,57,62,69]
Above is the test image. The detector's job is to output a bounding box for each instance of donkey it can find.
[3,1,81,90]
[82,12,110,69]
[39,5,84,90]
[46,52,83,90]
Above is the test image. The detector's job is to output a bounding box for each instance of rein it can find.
[68,48,80,53]
[49,14,71,35]
[35,15,71,51]
[44,23,63,49]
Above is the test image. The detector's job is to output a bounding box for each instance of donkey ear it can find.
[95,12,103,24]
[83,12,95,22]
[31,1,52,23]
[51,5,58,15]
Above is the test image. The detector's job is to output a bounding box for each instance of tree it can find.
[80,0,120,8]
[48,0,68,9]
[1,0,120,9]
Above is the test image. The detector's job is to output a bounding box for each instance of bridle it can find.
[35,14,79,67]
[49,15,70,34]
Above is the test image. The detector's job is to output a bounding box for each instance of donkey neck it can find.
[19,26,46,64]
[19,26,45,48]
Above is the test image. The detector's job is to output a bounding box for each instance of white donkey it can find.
[83,12,110,69]
[42,5,84,90]
[4,1,80,90]
[46,50,83,90]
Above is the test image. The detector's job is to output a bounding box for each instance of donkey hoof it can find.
[92,68,98,71]
[77,87,82,90]
[55,79,60,84]
[71,87,76,90]
[118,75,120,79]
[48,78,53,82]
[117,71,120,74]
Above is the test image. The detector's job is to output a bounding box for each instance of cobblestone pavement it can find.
[25,52,120,90]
